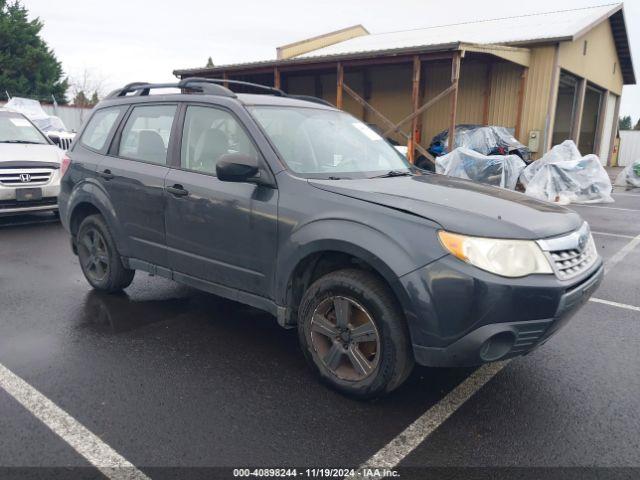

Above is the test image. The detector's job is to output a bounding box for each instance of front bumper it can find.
[401,255,603,367]
[0,171,60,215]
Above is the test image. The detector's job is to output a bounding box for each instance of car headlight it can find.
[438,230,553,278]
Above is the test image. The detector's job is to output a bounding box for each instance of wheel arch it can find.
[276,221,419,331]
[66,181,128,256]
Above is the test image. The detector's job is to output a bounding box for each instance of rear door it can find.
[164,103,278,297]
[97,103,178,266]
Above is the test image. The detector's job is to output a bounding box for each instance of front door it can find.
[164,104,278,297]
[97,103,177,266]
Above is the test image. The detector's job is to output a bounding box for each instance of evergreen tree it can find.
[0,0,68,103]
[206,57,214,68]
[634,118,640,131]
[619,115,632,130]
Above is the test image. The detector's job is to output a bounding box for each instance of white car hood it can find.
[0,144,63,164]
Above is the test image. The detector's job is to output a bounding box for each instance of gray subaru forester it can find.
[59,79,603,398]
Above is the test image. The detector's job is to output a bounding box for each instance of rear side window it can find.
[80,107,125,151]
[180,105,258,175]
[118,105,176,164]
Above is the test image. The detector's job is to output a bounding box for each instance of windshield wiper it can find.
[371,170,413,179]
[1,140,43,144]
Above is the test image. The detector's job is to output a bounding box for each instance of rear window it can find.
[80,107,125,151]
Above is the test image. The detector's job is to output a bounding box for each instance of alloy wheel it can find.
[310,296,381,381]
[79,227,110,282]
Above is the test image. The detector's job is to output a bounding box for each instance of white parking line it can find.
[590,297,640,312]
[357,231,640,472]
[604,233,640,274]
[570,204,640,213]
[612,191,640,197]
[0,363,150,480]
[592,231,637,239]
[359,362,507,473]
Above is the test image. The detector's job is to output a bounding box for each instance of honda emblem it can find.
[19,173,31,183]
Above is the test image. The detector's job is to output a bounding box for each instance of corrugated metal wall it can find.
[283,53,556,154]
[618,131,640,167]
[519,46,557,156]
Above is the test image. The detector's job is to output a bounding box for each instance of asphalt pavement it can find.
[0,187,639,480]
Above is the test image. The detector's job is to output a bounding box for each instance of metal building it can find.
[174,3,635,164]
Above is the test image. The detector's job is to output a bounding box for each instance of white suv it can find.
[0,109,68,215]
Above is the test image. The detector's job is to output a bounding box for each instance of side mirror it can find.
[216,153,259,183]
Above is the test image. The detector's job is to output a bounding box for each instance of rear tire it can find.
[77,214,135,292]
[298,269,414,399]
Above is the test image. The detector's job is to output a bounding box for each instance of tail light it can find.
[60,155,71,177]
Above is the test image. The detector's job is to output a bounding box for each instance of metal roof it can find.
[174,3,634,84]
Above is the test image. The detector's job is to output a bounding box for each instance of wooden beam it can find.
[336,63,344,109]
[383,83,456,137]
[448,52,461,151]
[274,67,281,89]
[514,66,529,140]
[222,72,229,89]
[362,68,371,123]
[482,63,493,125]
[408,56,421,164]
[342,82,434,162]
[571,78,587,144]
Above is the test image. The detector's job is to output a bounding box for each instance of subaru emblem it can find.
[19,173,31,183]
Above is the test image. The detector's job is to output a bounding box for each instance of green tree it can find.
[634,118,640,131]
[89,91,99,106]
[206,56,214,68]
[619,115,632,130]
[0,0,68,103]
[72,90,88,107]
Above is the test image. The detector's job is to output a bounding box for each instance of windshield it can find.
[0,115,49,144]
[248,106,410,178]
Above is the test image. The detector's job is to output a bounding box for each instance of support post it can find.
[571,78,587,144]
[482,63,493,125]
[222,72,229,89]
[448,52,461,151]
[607,94,621,166]
[336,63,344,109]
[274,67,281,90]
[514,66,529,140]
[408,56,422,164]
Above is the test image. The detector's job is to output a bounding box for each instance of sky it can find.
[23,0,639,121]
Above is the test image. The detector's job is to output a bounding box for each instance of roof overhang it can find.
[460,43,530,67]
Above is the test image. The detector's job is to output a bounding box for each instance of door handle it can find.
[99,169,114,180]
[166,184,189,197]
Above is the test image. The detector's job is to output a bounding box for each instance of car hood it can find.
[0,144,63,164]
[309,174,583,239]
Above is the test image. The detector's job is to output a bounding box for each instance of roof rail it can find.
[104,78,334,107]
[180,77,286,96]
[285,94,334,107]
[105,80,235,99]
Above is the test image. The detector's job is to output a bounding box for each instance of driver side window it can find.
[180,106,258,175]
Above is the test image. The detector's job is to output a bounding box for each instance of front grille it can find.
[0,168,54,186]
[58,137,73,150]
[537,222,598,281]
[0,197,57,210]
[549,240,597,280]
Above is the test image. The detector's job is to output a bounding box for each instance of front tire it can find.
[298,269,414,399]
[77,214,135,292]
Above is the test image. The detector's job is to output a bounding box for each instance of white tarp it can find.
[614,160,640,188]
[5,97,69,132]
[521,140,613,204]
[436,147,526,190]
